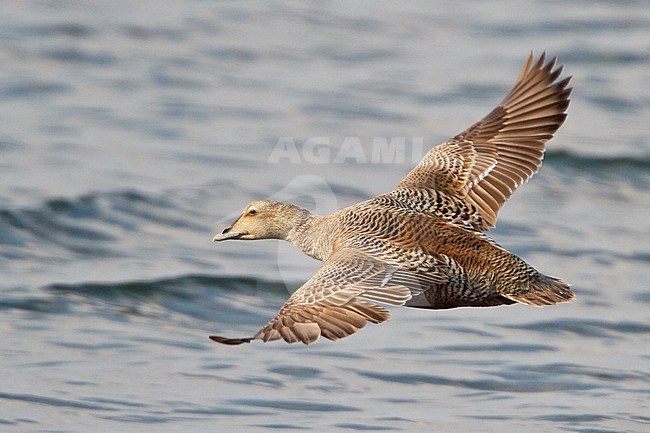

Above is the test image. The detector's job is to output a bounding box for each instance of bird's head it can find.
[213,200,308,242]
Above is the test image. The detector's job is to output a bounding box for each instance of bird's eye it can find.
[248,209,257,215]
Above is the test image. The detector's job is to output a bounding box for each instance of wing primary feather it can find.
[209,335,254,345]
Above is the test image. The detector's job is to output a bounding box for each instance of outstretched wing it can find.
[210,248,445,345]
[397,52,572,230]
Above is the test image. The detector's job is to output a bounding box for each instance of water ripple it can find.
[0,80,70,98]
[335,423,398,431]
[499,319,650,339]
[0,391,115,411]
[230,398,360,413]
[356,370,595,393]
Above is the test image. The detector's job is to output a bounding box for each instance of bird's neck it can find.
[286,212,338,261]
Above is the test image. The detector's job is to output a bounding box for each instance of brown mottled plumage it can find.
[211,52,574,345]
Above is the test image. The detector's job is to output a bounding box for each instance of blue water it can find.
[1,1,649,432]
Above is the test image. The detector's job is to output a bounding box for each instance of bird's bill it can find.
[212,232,243,241]
[212,226,245,242]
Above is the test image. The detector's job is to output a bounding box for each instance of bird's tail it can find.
[503,274,574,306]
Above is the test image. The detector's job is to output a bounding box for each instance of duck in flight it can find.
[211,52,574,345]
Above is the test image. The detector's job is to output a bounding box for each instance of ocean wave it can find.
[498,318,650,339]
[544,150,650,170]
[3,273,292,326]
[0,189,207,258]
[544,150,650,190]
[44,273,289,300]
